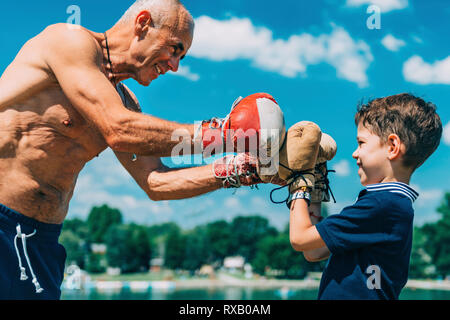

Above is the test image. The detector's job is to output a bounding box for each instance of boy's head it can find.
[353,93,442,186]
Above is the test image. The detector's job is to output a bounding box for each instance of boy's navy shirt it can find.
[315,182,419,300]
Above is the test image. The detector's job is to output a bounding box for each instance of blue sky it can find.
[1,0,449,229]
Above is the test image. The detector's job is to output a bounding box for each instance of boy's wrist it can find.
[288,188,311,207]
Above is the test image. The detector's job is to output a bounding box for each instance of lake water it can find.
[61,287,450,300]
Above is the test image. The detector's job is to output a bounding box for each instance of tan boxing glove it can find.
[311,133,338,204]
[260,121,322,193]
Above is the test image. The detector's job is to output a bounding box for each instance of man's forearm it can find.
[146,164,223,201]
[109,112,200,157]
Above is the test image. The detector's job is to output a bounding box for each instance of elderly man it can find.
[0,0,292,300]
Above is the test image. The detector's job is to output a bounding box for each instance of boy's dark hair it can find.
[355,93,442,170]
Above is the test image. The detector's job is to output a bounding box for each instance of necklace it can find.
[104,32,116,85]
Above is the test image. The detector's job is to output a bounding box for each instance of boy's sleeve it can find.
[315,194,390,255]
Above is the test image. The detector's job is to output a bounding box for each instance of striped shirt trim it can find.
[365,182,419,203]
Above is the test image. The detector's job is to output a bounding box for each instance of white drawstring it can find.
[14,224,44,294]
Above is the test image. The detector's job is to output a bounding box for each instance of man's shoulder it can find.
[40,24,101,63]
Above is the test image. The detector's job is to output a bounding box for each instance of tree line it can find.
[60,192,450,279]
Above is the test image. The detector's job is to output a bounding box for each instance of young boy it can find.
[289,93,443,300]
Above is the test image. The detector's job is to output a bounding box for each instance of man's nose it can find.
[168,56,180,72]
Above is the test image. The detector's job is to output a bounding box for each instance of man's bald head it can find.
[108,0,194,86]
[119,0,194,31]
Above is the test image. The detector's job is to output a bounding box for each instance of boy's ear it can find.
[386,134,404,160]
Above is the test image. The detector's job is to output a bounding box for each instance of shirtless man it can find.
[0,0,287,300]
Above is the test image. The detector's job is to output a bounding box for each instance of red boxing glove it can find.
[197,93,286,157]
[213,153,262,188]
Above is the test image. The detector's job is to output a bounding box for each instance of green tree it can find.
[228,216,278,262]
[147,222,181,240]
[61,218,89,268]
[205,220,232,263]
[86,252,106,274]
[106,224,152,273]
[63,218,89,239]
[59,229,86,268]
[410,226,434,279]
[252,232,319,279]
[87,204,123,243]
[182,226,208,271]
[164,227,187,270]
[432,193,450,278]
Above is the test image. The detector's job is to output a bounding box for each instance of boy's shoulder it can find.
[355,182,418,217]
[364,182,418,203]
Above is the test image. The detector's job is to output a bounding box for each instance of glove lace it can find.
[269,164,314,205]
[319,169,337,203]
[269,164,337,206]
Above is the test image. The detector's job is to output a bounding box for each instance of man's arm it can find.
[114,151,222,201]
[44,24,196,157]
[111,83,222,200]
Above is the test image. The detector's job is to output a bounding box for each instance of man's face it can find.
[352,122,391,186]
[131,12,193,86]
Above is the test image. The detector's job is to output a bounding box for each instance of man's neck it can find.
[101,26,134,82]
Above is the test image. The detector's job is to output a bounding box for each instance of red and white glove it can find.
[213,153,262,188]
[196,93,286,157]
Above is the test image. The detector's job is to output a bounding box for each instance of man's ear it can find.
[386,134,404,160]
[135,10,153,38]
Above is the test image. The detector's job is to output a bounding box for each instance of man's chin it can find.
[137,78,152,86]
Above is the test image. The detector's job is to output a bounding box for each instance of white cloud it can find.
[251,196,267,207]
[224,196,241,209]
[443,122,450,146]
[332,160,351,177]
[381,34,406,51]
[346,0,409,12]
[190,16,373,87]
[411,35,423,44]
[404,55,450,84]
[403,55,450,85]
[173,65,200,81]
[410,184,444,209]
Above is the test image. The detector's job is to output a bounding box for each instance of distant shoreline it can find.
[64,277,450,292]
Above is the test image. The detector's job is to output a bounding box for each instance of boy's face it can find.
[352,122,392,186]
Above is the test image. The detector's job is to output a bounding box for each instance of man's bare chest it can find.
[1,85,108,159]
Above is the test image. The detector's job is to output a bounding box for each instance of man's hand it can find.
[213,153,262,188]
[197,93,286,157]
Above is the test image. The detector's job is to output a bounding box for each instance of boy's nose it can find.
[352,148,358,159]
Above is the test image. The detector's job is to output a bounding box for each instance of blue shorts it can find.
[0,203,66,300]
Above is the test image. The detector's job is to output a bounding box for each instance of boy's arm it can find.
[289,199,328,252]
[302,203,330,262]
